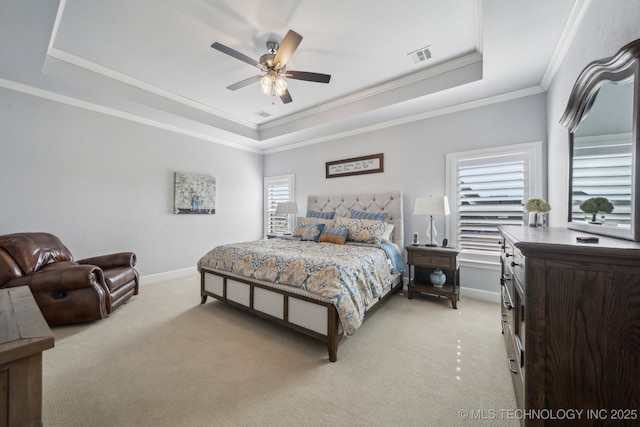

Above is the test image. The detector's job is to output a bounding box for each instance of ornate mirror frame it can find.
[560,38,640,241]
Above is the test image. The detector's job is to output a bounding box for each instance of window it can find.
[264,174,295,236]
[446,142,542,254]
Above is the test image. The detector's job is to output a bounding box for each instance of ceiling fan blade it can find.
[273,30,303,70]
[280,89,293,104]
[226,76,261,91]
[286,71,331,84]
[211,42,263,69]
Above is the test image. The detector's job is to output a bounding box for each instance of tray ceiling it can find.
[1,0,582,152]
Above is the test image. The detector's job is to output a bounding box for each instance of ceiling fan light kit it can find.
[211,29,331,105]
[260,70,288,97]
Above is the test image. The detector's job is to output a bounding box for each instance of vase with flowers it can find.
[579,197,613,224]
[525,198,551,228]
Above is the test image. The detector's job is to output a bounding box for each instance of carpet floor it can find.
[42,275,518,426]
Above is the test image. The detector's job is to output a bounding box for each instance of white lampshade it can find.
[275,202,299,215]
[414,196,450,247]
[414,196,450,216]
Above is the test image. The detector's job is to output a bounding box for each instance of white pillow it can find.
[292,217,334,236]
[334,216,392,244]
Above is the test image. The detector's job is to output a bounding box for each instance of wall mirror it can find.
[560,39,640,241]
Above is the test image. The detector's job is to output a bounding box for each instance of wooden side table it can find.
[406,245,460,309]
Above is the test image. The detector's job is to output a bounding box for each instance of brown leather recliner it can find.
[0,232,139,326]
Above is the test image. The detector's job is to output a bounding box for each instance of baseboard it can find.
[460,287,500,304]
[140,267,198,285]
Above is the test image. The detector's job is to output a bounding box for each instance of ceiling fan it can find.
[211,30,331,104]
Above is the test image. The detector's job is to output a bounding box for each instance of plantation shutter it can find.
[571,134,632,224]
[456,154,527,252]
[264,175,295,235]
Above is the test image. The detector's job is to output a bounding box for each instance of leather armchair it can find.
[0,232,139,325]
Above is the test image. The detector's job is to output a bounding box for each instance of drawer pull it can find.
[508,358,518,374]
[511,261,519,267]
[501,287,513,310]
[500,274,511,286]
[505,253,512,258]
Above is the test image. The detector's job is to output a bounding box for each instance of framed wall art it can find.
[325,153,384,178]
[174,172,216,214]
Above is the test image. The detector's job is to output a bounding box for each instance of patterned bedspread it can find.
[197,238,401,335]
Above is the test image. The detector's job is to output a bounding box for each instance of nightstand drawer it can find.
[408,252,454,268]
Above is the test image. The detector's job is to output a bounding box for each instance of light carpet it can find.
[42,275,518,426]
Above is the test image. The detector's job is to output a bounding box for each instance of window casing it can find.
[446,142,543,255]
[264,174,295,236]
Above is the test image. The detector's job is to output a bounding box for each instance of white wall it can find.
[265,94,547,251]
[547,0,640,226]
[0,88,264,277]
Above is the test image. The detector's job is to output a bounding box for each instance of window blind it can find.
[456,154,527,252]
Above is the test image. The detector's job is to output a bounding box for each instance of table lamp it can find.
[275,202,299,235]
[413,196,450,246]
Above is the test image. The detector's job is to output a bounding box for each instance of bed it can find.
[197,192,404,361]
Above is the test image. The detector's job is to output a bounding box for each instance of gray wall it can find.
[0,88,264,277]
[264,94,548,250]
[547,0,640,226]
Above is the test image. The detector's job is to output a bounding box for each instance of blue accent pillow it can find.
[306,210,336,219]
[318,227,348,245]
[348,209,388,221]
[299,223,326,242]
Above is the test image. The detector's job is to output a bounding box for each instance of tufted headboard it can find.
[306,192,404,248]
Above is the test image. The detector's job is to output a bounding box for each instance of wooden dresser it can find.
[0,286,54,427]
[499,226,640,426]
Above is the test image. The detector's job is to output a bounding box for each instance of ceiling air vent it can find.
[407,46,432,64]
[255,111,271,118]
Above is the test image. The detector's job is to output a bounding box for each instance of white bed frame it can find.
[200,192,404,362]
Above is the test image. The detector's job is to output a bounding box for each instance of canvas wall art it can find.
[174,172,216,214]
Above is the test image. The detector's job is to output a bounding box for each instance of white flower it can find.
[525,198,551,213]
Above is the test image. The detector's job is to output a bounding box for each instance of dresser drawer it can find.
[408,251,454,268]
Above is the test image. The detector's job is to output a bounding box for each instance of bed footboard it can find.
[200,270,344,361]
[200,270,402,362]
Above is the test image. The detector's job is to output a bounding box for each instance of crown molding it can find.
[541,0,592,90]
[0,77,262,154]
[264,86,545,154]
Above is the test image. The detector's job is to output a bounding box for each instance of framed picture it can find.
[325,153,384,178]
[174,172,216,214]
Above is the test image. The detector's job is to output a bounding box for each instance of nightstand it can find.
[405,245,460,309]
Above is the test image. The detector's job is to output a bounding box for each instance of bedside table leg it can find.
[451,295,458,309]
